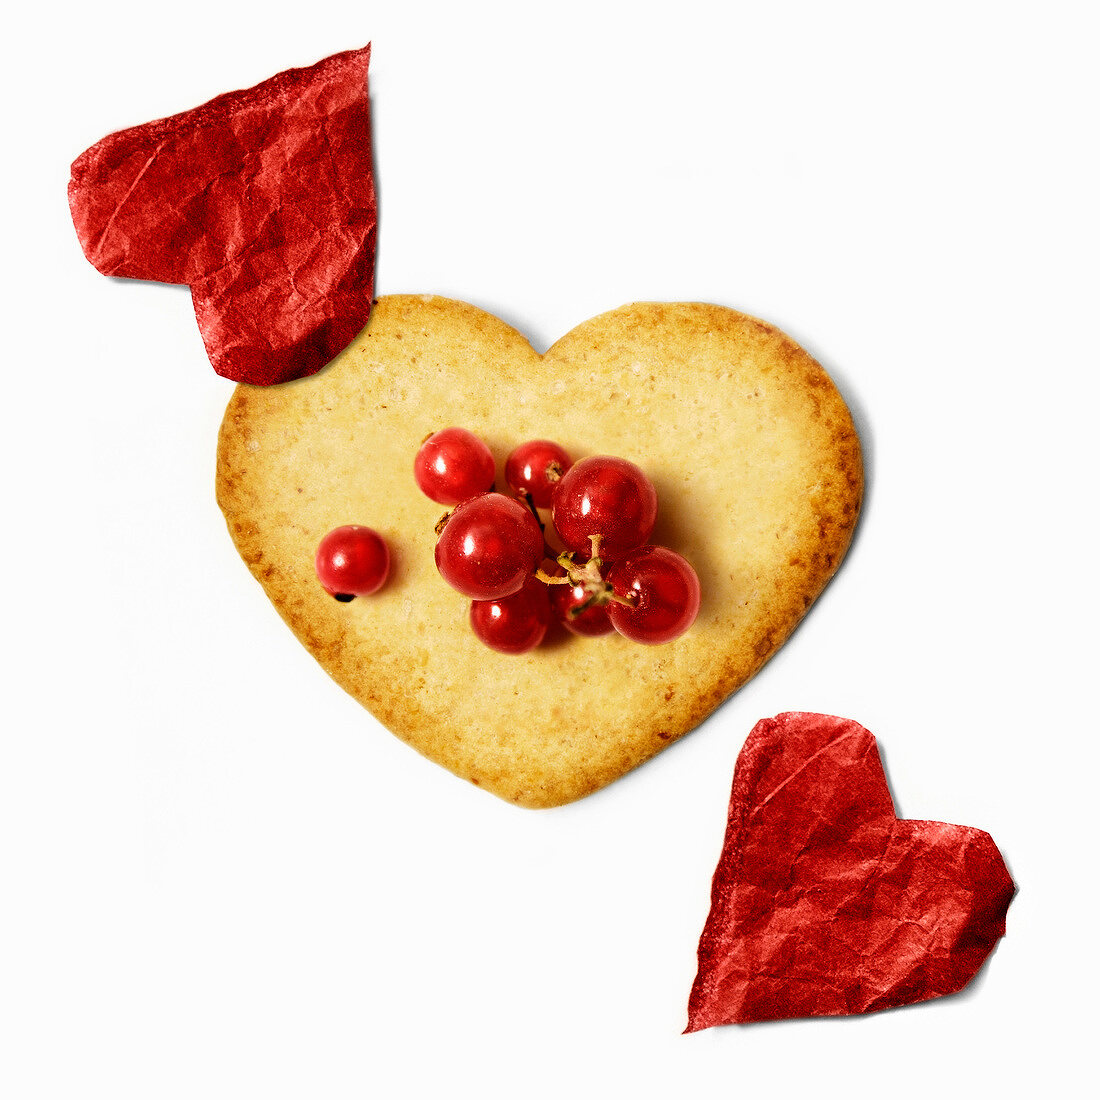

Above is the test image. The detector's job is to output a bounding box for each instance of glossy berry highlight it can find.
[315,525,390,599]
[607,546,700,644]
[505,439,573,508]
[414,427,496,505]
[547,566,615,636]
[434,492,544,601]
[470,577,552,654]
[551,455,658,560]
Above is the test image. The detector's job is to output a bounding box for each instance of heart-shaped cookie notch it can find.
[216,296,862,807]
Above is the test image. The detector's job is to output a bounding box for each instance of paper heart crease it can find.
[687,712,1015,1029]
[69,46,376,385]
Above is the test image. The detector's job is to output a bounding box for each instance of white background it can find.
[3,2,1098,1096]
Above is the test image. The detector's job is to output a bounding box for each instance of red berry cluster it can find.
[416,427,701,654]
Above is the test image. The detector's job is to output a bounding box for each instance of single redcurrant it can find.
[551,455,658,560]
[544,564,614,636]
[606,545,700,644]
[315,525,390,600]
[414,427,496,505]
[435,492,544,601]
[470,577,552,654]
[505,439,573,508]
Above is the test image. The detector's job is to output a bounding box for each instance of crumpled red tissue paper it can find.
[69,45,376,386]
[686,712,1014,1030]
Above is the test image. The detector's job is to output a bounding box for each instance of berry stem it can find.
[534,567,570,585]
[517,488,547,534]
[532,537,637,608]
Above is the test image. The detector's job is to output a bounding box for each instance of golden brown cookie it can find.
[216,296,862,807]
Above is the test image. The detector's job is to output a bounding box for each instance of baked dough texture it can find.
[216,296,862,807]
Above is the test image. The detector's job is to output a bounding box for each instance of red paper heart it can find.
[68,46,376,386]
[686,713,1014,1029]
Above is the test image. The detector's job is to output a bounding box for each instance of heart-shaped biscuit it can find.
[216,296,862,807]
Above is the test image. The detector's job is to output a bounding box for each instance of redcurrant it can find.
[315,525,390,599]
[606,546,700,644]
[414,427,496,505]
[435,492,544,601]
[505,439,573,509]
[551,455,657,560]
[546,565,614,636]
[470,577,552,654]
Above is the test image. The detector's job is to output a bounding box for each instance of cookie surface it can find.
[216,296,862,807]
